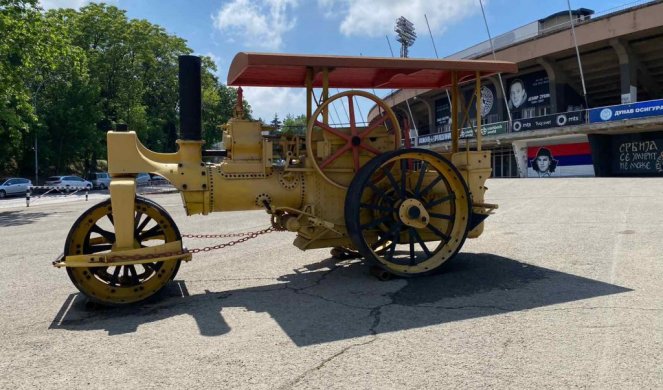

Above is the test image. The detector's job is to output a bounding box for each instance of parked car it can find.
[88,172,111,189]
[149,173,170,184]
[45,175,93,191]
[0,177,32,198]
[136,172,151,185]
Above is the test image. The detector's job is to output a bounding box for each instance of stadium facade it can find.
[370,0,663,178]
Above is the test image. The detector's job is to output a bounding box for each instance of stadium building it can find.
[370,0,663,178]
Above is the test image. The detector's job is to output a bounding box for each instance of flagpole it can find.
[478,0,512,123]
[567,0,589,109]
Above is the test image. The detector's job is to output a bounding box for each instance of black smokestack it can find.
[178,55,202,141]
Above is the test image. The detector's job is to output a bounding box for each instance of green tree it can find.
[0,1,253,177]
[270,113,282,131]
[281,113,307,136]
[1,0,51,175]
[200,57,252,147]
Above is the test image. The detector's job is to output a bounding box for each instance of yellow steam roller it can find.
[54,53,517,305]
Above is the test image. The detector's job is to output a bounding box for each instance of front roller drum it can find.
[64,196,182,305]
[345,148,472,276]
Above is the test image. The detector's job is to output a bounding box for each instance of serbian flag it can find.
[527,142,595,177]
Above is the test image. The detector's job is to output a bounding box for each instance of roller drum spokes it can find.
[306,90,401,189]
[64,196,182,305]
[345,149,471,276]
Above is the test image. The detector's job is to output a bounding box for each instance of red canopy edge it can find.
[227,52,518,89]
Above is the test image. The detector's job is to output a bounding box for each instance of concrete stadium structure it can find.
[370,0,663,178]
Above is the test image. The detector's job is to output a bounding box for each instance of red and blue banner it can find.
[527,142,595,177]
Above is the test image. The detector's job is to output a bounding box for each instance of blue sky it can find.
[42,0,641,122]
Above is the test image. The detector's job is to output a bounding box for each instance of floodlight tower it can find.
[395,16,417,58]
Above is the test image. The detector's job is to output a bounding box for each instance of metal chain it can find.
[182,229,269,238]
[187,227,275,253]
[97,227,276,263]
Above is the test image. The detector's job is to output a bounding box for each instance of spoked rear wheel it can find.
[345,149,471,276]
[64,196,182,305]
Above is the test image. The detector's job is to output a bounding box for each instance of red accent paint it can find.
[527,142,591,158]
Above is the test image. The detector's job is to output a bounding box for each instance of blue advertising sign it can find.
[589,99,663,123]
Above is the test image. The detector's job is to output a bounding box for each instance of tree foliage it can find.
[281,113,307,136]
[0,1,250,179]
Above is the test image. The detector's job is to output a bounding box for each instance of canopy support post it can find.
[322,67,329,125]
[306,67,313,124]
[451,71,459,153]
[475,71,482,152]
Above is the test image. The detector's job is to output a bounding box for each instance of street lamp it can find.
[32,83,43,185]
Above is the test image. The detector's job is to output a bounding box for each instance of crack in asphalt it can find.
[278,266,397,389]
[531,306,661,312]
[420,304,513,311]
[284,265,375,311]
[186,277,283,282]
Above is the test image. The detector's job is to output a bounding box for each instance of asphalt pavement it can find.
[0,178,661,389]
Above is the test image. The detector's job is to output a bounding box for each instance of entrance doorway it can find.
[491,146,519,178]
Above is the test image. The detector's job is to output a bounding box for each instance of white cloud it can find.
[241,87,306,123]
[202,52,223,76]
[40,0,116,10]
[212,0,299,51]
[319,0,482,38]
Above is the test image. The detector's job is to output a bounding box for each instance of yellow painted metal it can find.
[322,67,329,125]
[451,150,493,238]
[306,67,313,124]
[64,197,182,305]
[57,241,190,268]
[109,178,136,250]
[398,198,430,229]
[107,131,210,215]
[476,71,482,151]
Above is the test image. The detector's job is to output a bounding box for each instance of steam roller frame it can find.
[63,196,184,305]
[345,148,472,276]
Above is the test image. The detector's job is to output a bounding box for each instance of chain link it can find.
[187,227,275,254]
[96,227,276,263]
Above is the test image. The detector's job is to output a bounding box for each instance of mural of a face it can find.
[536,155,551,172]
[531,147,558,177]
[510,80,526,108]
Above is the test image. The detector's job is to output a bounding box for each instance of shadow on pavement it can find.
[49,253,631,345]
[0,210,52,227]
